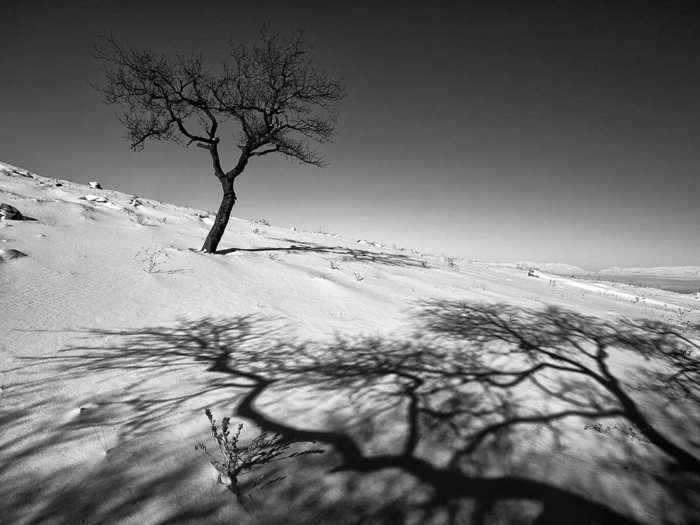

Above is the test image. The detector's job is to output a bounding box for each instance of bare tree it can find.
[96,31,344,253]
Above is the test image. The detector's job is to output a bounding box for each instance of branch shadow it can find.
[3,303,699,524]
[216,238,429,268]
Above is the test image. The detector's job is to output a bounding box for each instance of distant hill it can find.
[599,266,700,279]
[496,262,700,280]
[493,261,589,276]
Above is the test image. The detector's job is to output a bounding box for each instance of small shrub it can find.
[445,256,459,271]
[329,260,341,270]
[584,422,651,445]
[196,409,323,509]
[353,272,364,282]
[253,217,270,226]
[137,246,167,273]
[675,307,692,331]
[584,423,605,433]
[134,214,167,226]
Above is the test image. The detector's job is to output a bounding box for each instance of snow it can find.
[1,160,699,524]
[488,260,590,276]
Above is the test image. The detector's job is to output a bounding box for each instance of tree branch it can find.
[95,30,344,178]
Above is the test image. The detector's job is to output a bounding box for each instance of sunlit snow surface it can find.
[1,161,698,524]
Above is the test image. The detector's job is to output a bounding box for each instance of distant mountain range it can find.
[508,262,700,280]
[509,261,589,276]
[597,266,700,279]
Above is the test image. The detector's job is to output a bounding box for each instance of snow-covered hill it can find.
[599,265,700,279]
[1,160,699,524]
[484,260,589,276]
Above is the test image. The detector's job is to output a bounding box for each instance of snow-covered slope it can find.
[1,161,699,524]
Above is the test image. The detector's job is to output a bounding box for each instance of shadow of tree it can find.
[0,388,233,524]
[217,238,429,268]
[419,301,700,472]
[3,303,699,524]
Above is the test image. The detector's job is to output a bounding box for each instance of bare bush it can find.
[136,246,167,273]
[445,256,459,271]
[196,409,323,509]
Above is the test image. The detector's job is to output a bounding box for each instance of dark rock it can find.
[81,195,108,203]
[0,248,28,262]
[89,181,103,189]
[0,203,23,220]
[0,203,36,221]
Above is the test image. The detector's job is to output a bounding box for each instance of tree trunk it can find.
[201,177,236,253]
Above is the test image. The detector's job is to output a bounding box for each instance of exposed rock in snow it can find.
[80,195,108,203]
[2,168,32,178]
[0,203,24,220]
[527,268,540,278]
[0,203,35,221]
[0,248,28,261]
[88,181,103,189]
[78,194,121,209]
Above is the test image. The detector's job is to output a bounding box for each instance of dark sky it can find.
[2,1,699,269]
